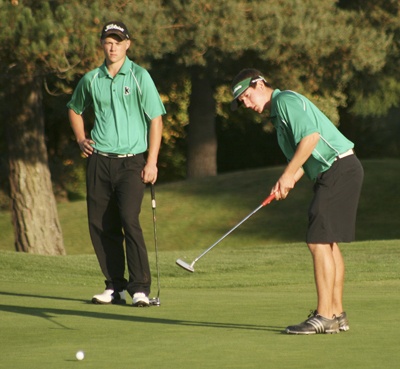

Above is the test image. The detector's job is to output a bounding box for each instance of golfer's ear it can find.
[125,40,131,50]
[257,80,265,90]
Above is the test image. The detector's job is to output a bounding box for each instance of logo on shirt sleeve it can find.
[124,86,131,95]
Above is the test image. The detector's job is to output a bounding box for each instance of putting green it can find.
[0,245,399,369]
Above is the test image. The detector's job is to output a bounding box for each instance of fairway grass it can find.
[1,240,399,369]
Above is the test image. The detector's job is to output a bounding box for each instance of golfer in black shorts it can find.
[231,68,364,334]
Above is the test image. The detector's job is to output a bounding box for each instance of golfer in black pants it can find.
[67,21,165,306]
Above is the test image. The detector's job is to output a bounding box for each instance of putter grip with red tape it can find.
[262,193,275,206]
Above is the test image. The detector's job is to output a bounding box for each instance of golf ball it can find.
[76,351,85,361]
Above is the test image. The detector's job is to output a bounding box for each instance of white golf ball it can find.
[76,351,85,361]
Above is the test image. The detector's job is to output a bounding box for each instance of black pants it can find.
[86,153,151,297]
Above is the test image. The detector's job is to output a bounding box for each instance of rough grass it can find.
[0,159,399,254]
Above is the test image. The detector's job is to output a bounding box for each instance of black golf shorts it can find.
[306,155,364,244]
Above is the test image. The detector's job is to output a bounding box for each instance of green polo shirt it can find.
[270,89,354,180]
[67,57,166,154]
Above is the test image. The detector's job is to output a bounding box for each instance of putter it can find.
[149,184,161,306]
[176,193,275,273]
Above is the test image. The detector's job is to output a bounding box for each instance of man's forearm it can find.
[68,109,94,157]
[68,109,86,143]
[147,116,163,164]
[284,132,320,178]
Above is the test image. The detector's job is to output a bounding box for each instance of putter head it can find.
[176,259,195,273]
[149,297,161,306]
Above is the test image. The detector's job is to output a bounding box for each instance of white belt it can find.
[93,149,135,158]
[336,149,354,160]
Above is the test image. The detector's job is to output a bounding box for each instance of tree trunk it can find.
[187,67,217,178]
[5,76,65,255]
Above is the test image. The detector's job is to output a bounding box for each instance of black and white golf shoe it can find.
[132,292,150,307]
[91,289,127,305]
[285,310,339,335]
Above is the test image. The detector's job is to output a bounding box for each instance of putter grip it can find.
[150,184,156,209]
[261,193,275,206]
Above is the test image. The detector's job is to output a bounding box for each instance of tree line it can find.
[0,0,399,255]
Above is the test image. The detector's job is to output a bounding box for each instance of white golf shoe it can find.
[92,289,126,305]
[132,292,150,307]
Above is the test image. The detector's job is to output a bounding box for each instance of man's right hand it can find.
[78,138,95,157]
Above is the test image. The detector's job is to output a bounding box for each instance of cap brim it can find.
[101,31,126,40]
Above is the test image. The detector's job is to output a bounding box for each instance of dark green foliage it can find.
[0,0,399,198]
[338,0,400,116]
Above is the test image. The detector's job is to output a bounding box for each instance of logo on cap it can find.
[105,24,125,33]
[233,84,243,95]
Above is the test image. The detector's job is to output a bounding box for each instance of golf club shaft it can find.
[192,193,275,264]
[151,184,161,299]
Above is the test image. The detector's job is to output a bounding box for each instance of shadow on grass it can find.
[0,291,87,303]
[0,291,284,333]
